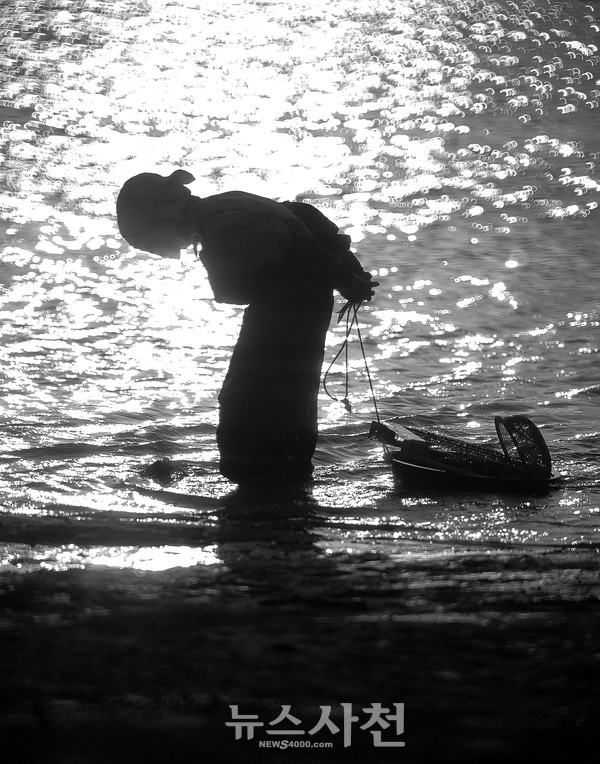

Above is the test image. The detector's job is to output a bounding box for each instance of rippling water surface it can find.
[1,0,599,581]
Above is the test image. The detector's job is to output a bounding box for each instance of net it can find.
[494,415,552,479]
[370,416,553,480]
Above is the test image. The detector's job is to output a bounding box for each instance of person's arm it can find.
[282,201,378,302]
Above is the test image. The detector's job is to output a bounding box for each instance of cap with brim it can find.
[116,169,195,256]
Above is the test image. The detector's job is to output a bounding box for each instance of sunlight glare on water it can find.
[0,0,599,573]
[0,543,222,573]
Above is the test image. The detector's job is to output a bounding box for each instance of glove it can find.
[337,272,379,304]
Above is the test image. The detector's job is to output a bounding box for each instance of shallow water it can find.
[1,0,599,583]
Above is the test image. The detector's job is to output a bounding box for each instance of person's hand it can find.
[338,273,379,304]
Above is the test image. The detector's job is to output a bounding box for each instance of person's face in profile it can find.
[135,219,192,258]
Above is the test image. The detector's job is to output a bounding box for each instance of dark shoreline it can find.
[2,547,599,762]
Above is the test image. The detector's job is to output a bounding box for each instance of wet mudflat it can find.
[2,511,599,762]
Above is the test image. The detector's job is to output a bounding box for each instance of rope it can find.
[322,301,355,412]
[355,310,381,424]
[322,300,381,423]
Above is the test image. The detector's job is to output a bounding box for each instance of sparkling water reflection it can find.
[0,0,599,575]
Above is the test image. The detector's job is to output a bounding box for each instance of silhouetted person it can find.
[116,169,377,485]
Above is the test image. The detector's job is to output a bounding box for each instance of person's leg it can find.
[217,290,333,484]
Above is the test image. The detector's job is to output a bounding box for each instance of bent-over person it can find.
[116,169,377,485]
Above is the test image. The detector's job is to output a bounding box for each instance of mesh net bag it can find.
[405,424,514,478]
[494,415,552,479]
[372,416,553,480]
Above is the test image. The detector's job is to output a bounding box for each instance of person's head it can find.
[116,169,195,257]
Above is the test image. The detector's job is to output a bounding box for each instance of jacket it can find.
[193,191,366,304]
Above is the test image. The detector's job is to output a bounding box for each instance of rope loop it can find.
[322,301,381,423]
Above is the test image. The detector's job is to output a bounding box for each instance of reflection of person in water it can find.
[116,169,377,485]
